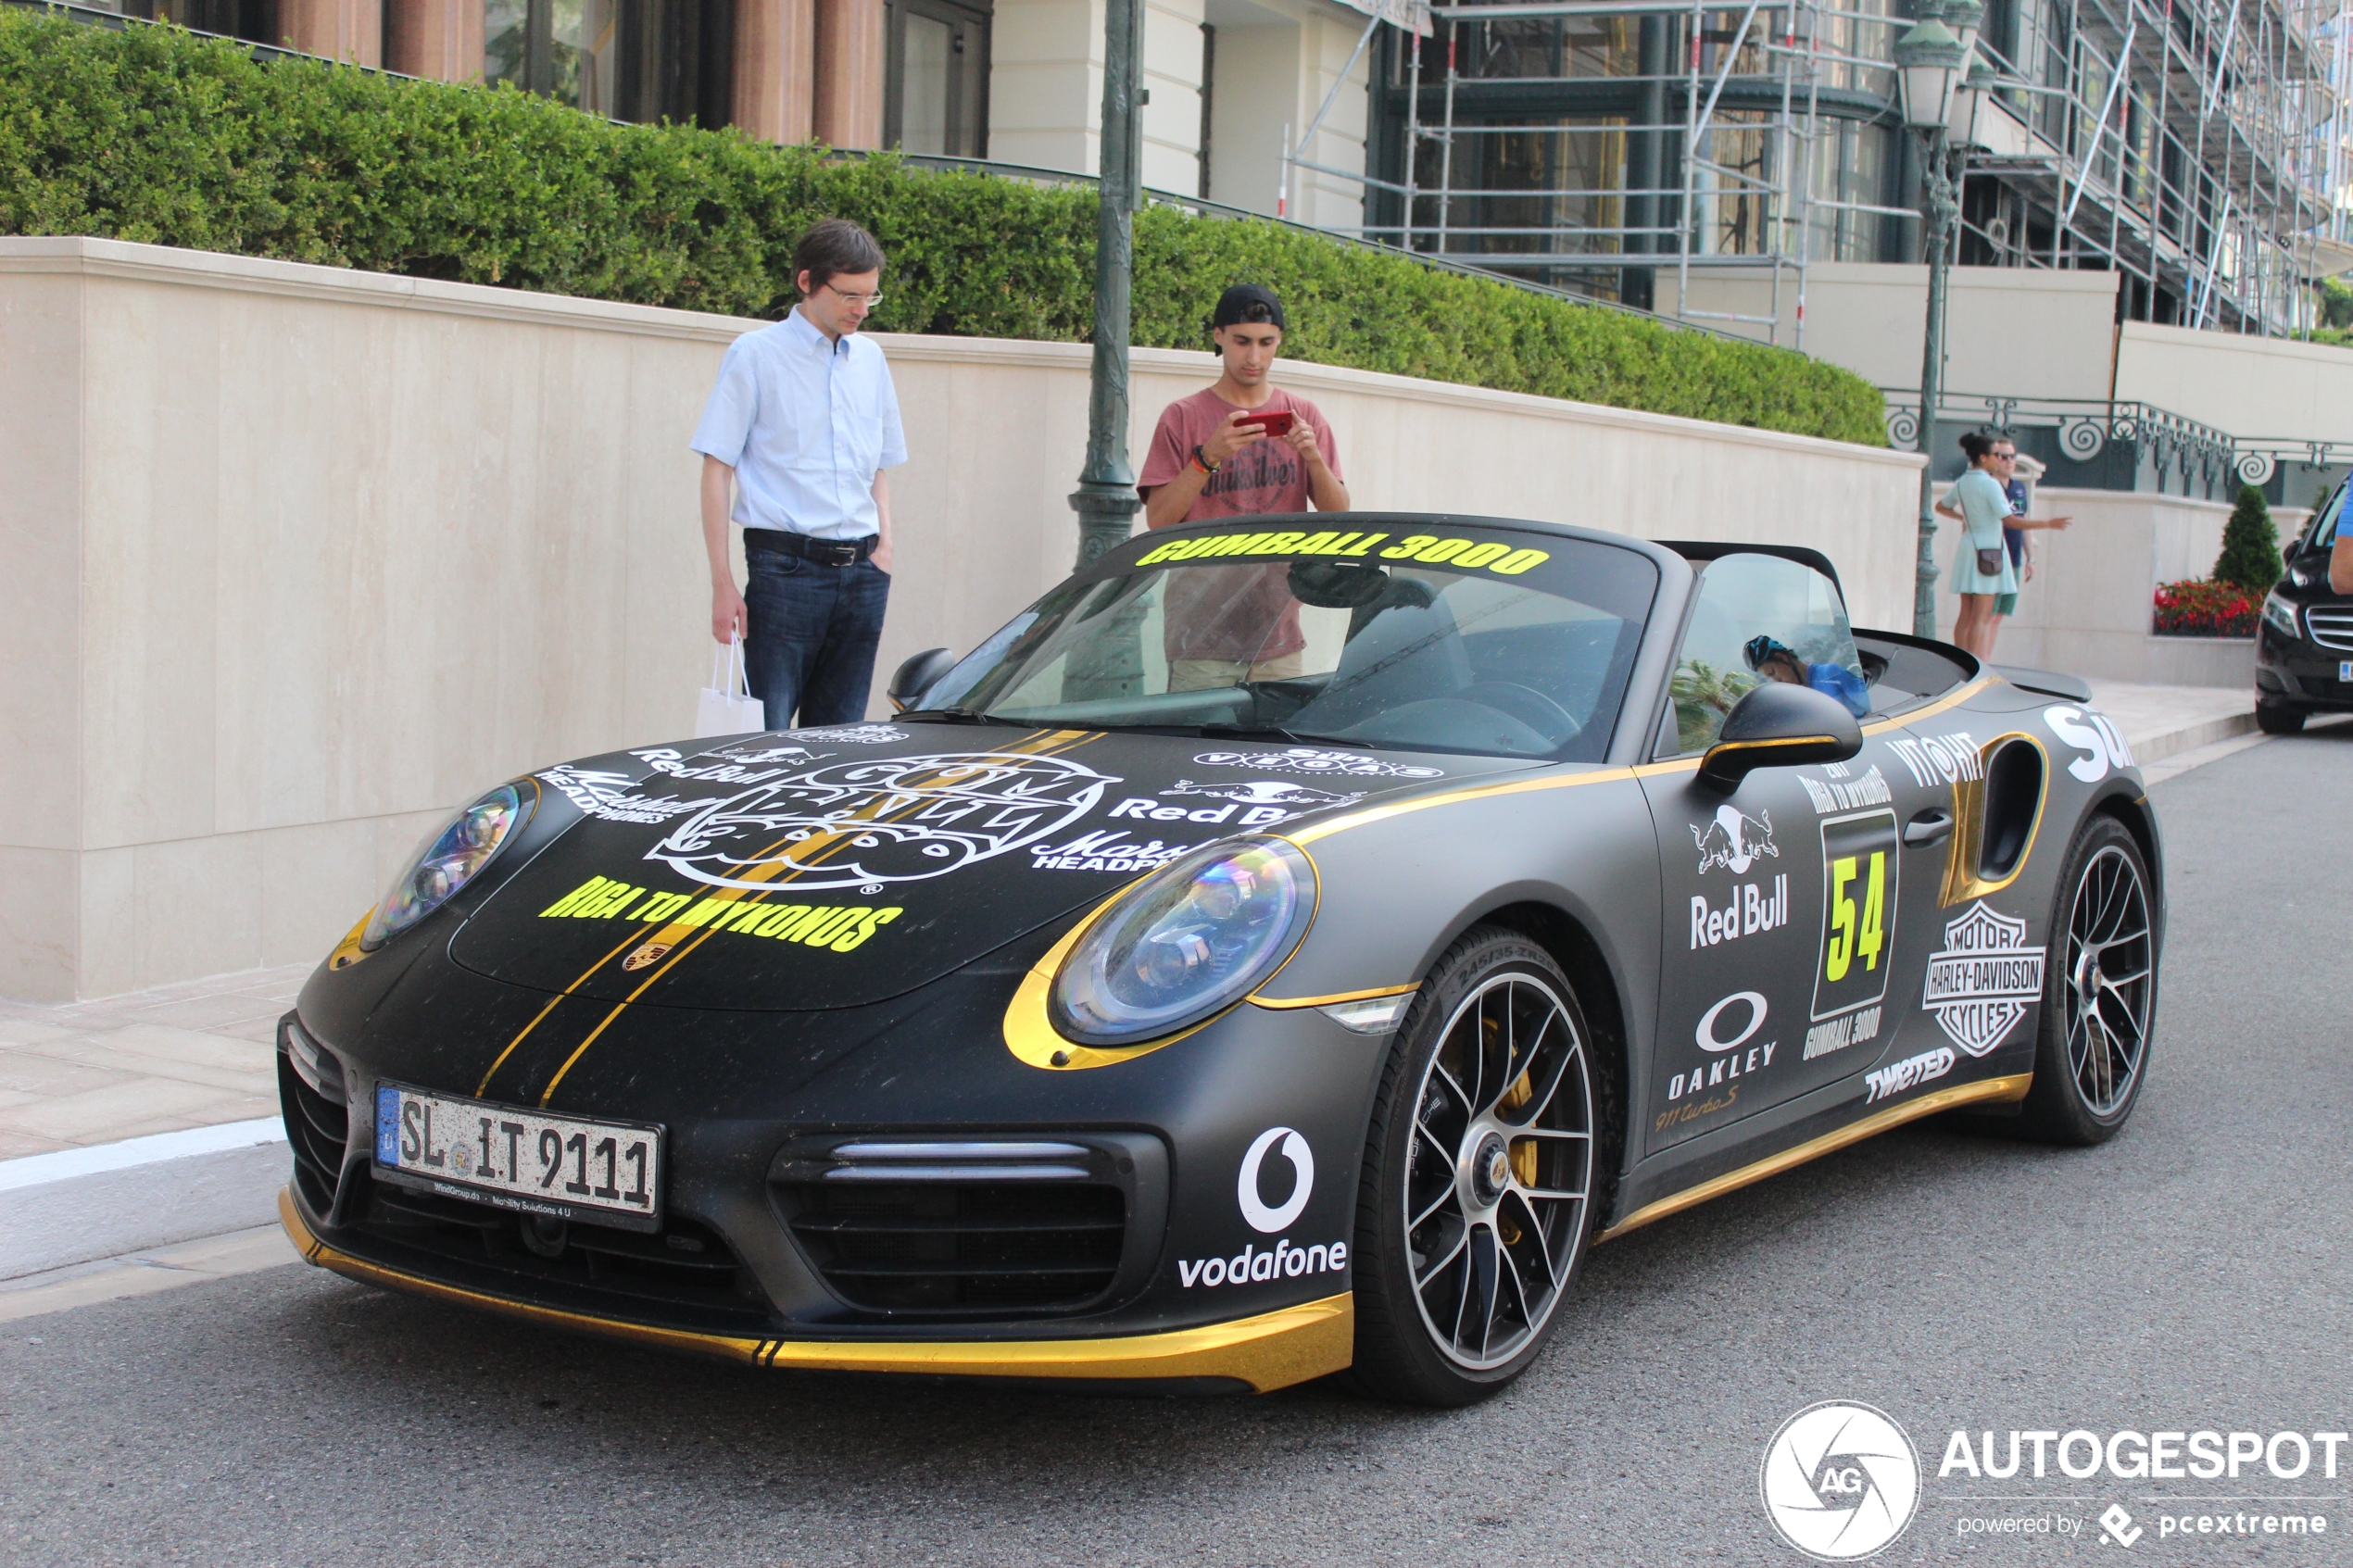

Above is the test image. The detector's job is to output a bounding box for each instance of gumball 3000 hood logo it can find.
[1759,1401,1920,1561]
[649,752,1116,891]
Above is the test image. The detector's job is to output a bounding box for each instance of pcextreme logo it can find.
[1760,1401,1922,1561]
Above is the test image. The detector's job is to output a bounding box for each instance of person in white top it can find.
[691,220,908,729]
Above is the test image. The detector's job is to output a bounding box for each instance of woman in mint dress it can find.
[1941,432,2068,658]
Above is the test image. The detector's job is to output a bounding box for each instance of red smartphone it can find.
[1235,408,1295,438]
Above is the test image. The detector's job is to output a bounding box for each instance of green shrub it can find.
[2212,483,2282,596]
[0,10,1888,444]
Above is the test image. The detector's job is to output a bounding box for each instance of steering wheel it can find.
[1459,682,1582,745]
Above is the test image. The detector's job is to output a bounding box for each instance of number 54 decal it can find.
[1812,809,1900,1025]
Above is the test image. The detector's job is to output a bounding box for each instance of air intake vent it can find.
[771,1135,1164,1320]
[278,1016,349,1215]
[345,1167,772,1330]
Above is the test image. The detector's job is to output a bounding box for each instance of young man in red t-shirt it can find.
[1136,284,1352,692]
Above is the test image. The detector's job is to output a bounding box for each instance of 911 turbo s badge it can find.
[648,751,1118,891]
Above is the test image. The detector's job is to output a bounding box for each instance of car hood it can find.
[449,721,1529,1011]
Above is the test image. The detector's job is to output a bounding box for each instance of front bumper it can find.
[2257,623,2353,709]
[280,1187,1353,1392]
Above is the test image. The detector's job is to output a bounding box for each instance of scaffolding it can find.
[1290,0,2352,345]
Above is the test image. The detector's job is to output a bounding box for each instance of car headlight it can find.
[2262,592,2299,639]
[1050,838,1317,1046]
[360,784,533,950]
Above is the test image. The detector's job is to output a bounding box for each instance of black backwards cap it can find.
[1212,283,1287,331]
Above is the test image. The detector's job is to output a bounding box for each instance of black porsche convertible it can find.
[278,513,2162,1406]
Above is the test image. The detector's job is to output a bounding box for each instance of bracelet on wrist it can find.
[1191,444,1221,475]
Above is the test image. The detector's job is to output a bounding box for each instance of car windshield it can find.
[916,521,1657,761]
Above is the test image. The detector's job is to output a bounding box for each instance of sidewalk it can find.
[0,964,305,1160]
[2082,680,2258,764]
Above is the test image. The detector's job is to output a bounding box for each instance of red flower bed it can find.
[2152,579,2257,637]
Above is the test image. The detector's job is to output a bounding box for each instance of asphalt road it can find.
[6,729,2350,1568]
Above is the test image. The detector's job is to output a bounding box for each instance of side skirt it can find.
[1594,1073,2032,1242]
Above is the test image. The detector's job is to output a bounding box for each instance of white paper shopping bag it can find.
[696,634,766,737]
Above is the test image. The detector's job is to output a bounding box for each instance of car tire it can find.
[2256,703,2308,735]
[1346,926,1613,1407]
[2011,815,2158,1146]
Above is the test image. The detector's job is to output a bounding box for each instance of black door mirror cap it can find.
[1696,681,1865,791]
[887,647,959,711]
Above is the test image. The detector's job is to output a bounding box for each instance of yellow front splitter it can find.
[279,1188,1353,1393]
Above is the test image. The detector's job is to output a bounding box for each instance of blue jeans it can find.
[742,534,890,730]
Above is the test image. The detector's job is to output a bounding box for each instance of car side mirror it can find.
[887,647,958,711]
[1697,682,1863,791]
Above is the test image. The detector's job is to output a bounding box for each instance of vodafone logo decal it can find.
[1238,1127,1315,1234]
[1177,1126,1344,1290]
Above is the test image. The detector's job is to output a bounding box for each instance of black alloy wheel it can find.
[2255,703,2309,735]
[1349,928,1610,1406]
[2015,816,2158,1145]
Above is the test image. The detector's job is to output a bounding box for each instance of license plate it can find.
[2338,660,2351,683]
[373,1084,662,1231]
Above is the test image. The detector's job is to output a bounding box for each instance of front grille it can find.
[278,1017,349,1214]
[2306,605,2353,651]
[345,1166,771,1329]
[772,1139,1136,1317]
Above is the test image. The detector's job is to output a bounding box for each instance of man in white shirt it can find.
[692,219,908,729]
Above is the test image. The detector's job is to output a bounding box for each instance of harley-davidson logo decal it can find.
[648,751,1118,891]
[1921,902,2046,1057]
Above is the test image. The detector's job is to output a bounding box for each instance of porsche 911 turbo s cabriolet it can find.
[277,514,2162,1406]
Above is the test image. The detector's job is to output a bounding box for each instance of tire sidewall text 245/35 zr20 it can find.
[1347,927,1617,1407]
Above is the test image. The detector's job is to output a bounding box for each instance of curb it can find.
[0,1118,289,1281]
[2128,709,2259,766]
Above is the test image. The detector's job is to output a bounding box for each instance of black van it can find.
[2257,481,2353,734]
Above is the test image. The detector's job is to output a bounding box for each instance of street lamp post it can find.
[1894,3,1969,638]
[1069,0,1147,571]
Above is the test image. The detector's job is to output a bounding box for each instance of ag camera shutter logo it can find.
[1760,1401,1921,1561]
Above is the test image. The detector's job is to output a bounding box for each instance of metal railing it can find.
[1881,387,2347,496]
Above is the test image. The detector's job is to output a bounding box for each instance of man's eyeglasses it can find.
[1991,449,2019,461]
[824,282,885,307]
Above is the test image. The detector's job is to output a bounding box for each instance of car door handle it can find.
[1903,809,1954,847]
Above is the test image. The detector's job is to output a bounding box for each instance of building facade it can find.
[111,0,1384,229]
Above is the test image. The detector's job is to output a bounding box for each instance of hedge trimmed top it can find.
[0,10,1888,446]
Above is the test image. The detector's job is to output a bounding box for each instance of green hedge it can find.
[0,10,1888,445]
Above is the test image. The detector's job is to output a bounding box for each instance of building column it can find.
[735,0,817,144]
[383,0,484,82]
[813,0,885,149]
[279,0,383,64]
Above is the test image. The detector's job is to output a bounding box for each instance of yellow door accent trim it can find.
[279,1189,1352,1392]
[1277,679,1995,848]
[1248,983,1421,1010]
[1939,732,2050,908]
[1595,1072,2033,1242]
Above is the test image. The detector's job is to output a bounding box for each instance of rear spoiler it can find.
[1994,665,2094,702]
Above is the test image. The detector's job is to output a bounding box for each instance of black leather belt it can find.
[746,529,877,567]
